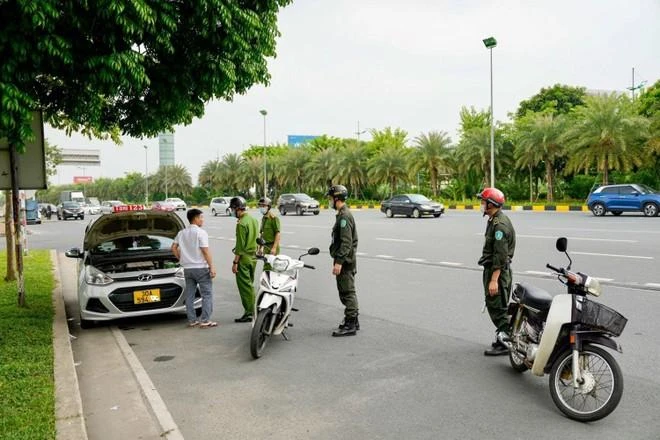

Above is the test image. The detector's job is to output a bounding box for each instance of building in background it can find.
[159,131,175,166]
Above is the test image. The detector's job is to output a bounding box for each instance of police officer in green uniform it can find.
[477,187,516,356]
[258,197,281,271]
[328,185,360,337]
[230,196,259,323]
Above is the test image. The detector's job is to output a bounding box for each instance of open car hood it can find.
[83,210,185,251]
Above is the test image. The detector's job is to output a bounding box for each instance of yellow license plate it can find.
[133,289,161,304]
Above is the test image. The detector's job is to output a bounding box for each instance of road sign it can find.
[73,176,93,183]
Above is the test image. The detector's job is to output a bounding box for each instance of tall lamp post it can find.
[143,145,149,206]
[355,120,367,144]
[483,36,497,188]
[260,109,268,197]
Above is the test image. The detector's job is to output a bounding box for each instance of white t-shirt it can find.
[174,225,210,269]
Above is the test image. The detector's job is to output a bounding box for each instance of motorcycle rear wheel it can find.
[250,308,273,359]
[549,345,623,422]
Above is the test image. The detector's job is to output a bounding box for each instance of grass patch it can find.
[0,250,55,440]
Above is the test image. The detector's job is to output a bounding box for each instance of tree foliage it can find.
[516,84,586,119]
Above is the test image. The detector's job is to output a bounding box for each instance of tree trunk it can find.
[9,145,25,306]
[431,167,438,197]
[529,166,533,203]
[603,157,609,184]
[4,190,17,281]
[545,160,554,202]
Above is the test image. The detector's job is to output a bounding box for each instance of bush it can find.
[564,175,599,199]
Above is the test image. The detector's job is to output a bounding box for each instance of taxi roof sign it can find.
[113,204,145,213]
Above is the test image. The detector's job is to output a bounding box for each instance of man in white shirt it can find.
[172,209,217,327]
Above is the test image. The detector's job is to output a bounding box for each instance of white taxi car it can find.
[65,205,201,328]
[165,197,187,211]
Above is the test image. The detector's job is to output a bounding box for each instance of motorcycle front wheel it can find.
[549,344,623,422]
[250,308,273,359]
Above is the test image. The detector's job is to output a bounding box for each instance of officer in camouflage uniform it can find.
[328,185,360,337]
[477,187,516,356]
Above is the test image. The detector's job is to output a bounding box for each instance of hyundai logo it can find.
[137,274,153,282]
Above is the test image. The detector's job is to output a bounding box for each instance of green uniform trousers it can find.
[337,265,359,319]
[236,259,257,316]
[482,266,512,333]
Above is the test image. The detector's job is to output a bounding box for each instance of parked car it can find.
[57,201,85,220]
[587,183,660,217]
[209,196,233,216]
[64,207,201,328]
[26,200,42,225]
[165,197,187,211]
[277,193,320,216]
[100,200,126,214]
[84,197,102,215]
[152,201,176,212]
[380,194,445,218]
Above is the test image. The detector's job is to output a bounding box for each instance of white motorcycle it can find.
[503,237,627,422]
[250,242,319,359]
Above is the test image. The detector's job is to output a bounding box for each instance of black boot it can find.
[338,316,360,331]
[333,317,357,337]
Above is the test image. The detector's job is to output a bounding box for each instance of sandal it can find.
[187,321,200,328]
[199,321,218,328]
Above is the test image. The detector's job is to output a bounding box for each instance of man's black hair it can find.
[187,208,203,223]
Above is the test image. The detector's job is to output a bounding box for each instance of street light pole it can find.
[483,36,497,188]
[260,109,268,198]
[355,120,367,144]
[143,145,149,206]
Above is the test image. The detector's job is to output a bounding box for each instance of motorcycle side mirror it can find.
[307,247,320,255]
[556,237,568,253]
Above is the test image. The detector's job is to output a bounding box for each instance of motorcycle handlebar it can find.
[304,264,316,270]
[546,263,563,274]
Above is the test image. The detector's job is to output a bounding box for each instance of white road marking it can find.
[525,270,552,276]
[288,245,300,248]
[593,277,614,282]
[281,231,295,235]
[536,226,660,235]
[573,251,653,260]
[645,283,660,288]
[356,252,368,256]
[438,261,463,266]
[376,238,414,243]
[405,258,425,262]
[376,255,394,259]
[284,224,328,229]
[516,234,637,243]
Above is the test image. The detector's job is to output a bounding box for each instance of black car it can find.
[380,194,445,218]
[277,193,320,216]
[58,201,85,220]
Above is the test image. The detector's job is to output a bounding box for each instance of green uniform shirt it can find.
[329,205,358,265]
[260,212,281,254]
[235,213,259,262]
[478,210,516,270]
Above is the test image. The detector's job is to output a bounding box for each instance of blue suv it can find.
[587,184,660,217]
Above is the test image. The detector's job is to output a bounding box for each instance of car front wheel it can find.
[643,202,659,217]
[412,208,421,218]
[212,208,217,216]
[279,206,286,216]
[385,208,393,218]
[591,203,606,217]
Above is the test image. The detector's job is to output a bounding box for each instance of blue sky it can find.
[46,0,660,186]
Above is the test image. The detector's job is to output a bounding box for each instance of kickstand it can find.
[281,331,289,341]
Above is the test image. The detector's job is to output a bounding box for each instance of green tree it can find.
[151,164,193,197]
[458,106,490,133]
[277,147,311,193]
[411,131,453,197]
[514,112,566,201]
[333,142,369,199]
[369,127,408,153]
[198,159,224,193]
[637,79,660,162]
[563,94,649,184]
[240,156,265,197]
[455,126,504,187]
[44,140,62,180]
[306,148,337,190]
[367,147,410,196]
[516,84,586,118]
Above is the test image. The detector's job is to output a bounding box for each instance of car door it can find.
[618,185,641,211]
[286,195,296,212]
[391,196,404,215]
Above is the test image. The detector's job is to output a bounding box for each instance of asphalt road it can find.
[22,209,660,439]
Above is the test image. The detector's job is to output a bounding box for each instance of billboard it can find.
[0,111,47,189]
[287,135,318,147]
[73,176,93,184]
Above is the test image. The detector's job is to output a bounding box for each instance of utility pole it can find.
[628,67,647,101]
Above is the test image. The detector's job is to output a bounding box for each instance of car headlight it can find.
[584,276,602,297]
[85,266,114,286]
[272,258,289,272]
[438,204,444,209]
[174,267,185,279]
[420,205,431,210]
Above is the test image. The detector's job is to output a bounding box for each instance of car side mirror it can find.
[556,237,567,253]
[307,247,320,255]
[65,248,83,259]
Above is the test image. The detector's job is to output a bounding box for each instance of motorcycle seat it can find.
[514,283,553,311]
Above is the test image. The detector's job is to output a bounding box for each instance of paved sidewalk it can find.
[54,252,183,440]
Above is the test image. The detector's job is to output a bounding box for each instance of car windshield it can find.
[91,235,173,254]
[63,202,79,208]
[408,195,431,203]
[295,194,314,201]
[637,184,657,194]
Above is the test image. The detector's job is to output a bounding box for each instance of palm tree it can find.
[306,148,337,190]
[455,126,494,186]
[514,113,565,201]
[411,131,453,197]
[239,156,264,196]
[367,146,410,196]
[221,153,243,193]
[278,148,311,192]
[332,142,368,199]
[198,159,223,192]
[152,164,193,196]
[563,94,649,184]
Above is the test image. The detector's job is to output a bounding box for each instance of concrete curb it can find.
[111,327,185,440]
[52,249,88,440]
[201,204,589,212]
